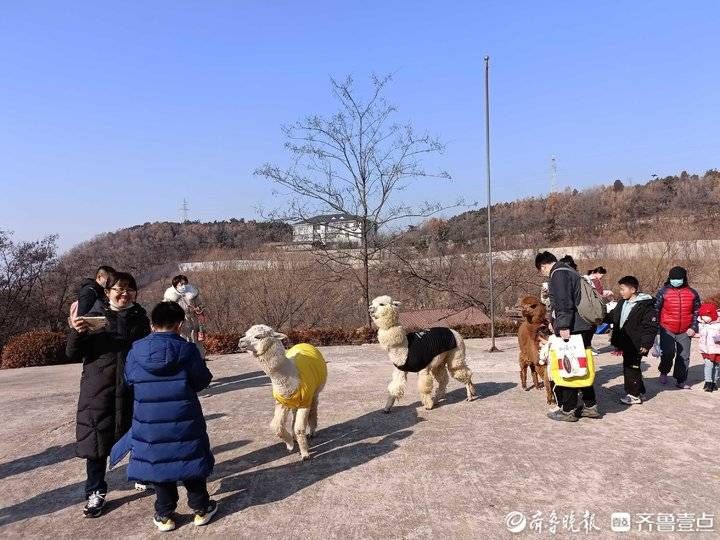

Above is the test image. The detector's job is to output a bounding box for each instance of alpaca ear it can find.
[273,332,287,341]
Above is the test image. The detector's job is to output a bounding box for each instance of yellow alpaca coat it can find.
[273,343,327,408]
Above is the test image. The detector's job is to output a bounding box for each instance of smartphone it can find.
[79,316,108,330]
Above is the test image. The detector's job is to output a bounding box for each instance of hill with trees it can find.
[402,169,720,253]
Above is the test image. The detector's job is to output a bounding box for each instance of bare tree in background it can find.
[256,74,461,325]
[0,230,58,346]
[387,247,539,315]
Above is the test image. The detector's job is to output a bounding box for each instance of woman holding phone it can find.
[67,271,150,519]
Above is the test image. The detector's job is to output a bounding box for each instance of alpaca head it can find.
[369,295,401,329]
[239,324,287,361]
[518,295,546,324]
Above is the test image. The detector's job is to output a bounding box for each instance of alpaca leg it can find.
[530,363,539,389]
[385,368,407,413]
[535,364,545,390]
[270,403,294,452]
[431,364,449,401]
[418,368,435,410]
[447,349,477,401]
[519,354,528,390]
[294,408,311,460]
[308,394,319,438]
[541,367,555,405]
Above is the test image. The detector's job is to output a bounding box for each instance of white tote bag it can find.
[549,335,589,378]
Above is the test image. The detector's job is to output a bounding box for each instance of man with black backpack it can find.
[535,251,603,422]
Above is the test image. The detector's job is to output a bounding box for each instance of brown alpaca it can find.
[517,295,554,405]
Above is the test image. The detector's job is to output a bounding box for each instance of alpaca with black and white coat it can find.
[369,295,477,412]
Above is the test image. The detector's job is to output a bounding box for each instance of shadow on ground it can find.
[591,358,707,415]
[0,439,250,527]
[201,371,270,397]
[213,404,420,519]
[212,383,514,520]
[0,464,141,527]
[0,443,75,481]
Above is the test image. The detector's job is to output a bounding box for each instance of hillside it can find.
[61,219,292,283]
[56,169,720,278]
[402,169,720,253]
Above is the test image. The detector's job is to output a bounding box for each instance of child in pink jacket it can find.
[697,303,720,392]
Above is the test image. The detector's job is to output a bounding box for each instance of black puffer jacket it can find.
[548,262,593,334]
[66,301,150,459]
[608,296,659,355]
[76,278,106,317]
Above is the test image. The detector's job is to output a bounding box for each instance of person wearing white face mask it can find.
[655,266,701,389]
[163,275,206,358]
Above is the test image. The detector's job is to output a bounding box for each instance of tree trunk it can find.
[362,223,372,328]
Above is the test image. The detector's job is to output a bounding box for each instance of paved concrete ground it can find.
[1,335,718,539]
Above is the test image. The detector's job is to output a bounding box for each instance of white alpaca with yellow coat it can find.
[239,325,327,461]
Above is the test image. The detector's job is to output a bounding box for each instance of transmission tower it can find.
[180,199,190,222]
[550,156,558,193]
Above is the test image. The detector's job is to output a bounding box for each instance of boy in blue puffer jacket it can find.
[111,302,216,532]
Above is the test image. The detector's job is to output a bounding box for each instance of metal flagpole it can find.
[485,55,500,352]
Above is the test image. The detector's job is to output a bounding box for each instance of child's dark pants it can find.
[154,479,210,516]
[623,353,646,397]
[85,457,108,496]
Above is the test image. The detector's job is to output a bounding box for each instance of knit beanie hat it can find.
[698,303,718,321]
[668,266,688,281]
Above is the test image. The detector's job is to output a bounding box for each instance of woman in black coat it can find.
[66,271,150,518]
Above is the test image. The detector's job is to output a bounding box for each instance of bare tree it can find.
[256,74,461,325]
[0,230,58,345]
[386,246,539,316]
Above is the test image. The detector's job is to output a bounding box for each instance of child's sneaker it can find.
[704,382,713,392]
[621,394,642,405]
[82,491,106,518]
[659,373,668,385]
[153,515,176,532]
[193,500,218,526]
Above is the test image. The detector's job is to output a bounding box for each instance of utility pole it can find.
[180,199,190,222]
[484,55,500,353]
[550,156,558,193]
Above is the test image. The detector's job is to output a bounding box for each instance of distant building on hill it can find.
[291,214,374,246]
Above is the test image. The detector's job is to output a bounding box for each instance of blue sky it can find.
[2,1,718,251]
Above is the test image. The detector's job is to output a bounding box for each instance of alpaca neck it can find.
[377,324,409,367]
[258,343,300,398]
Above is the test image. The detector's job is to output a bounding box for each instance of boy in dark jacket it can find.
[607,276,658,405]
[76,266,116,316]
[110,302,217,532]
